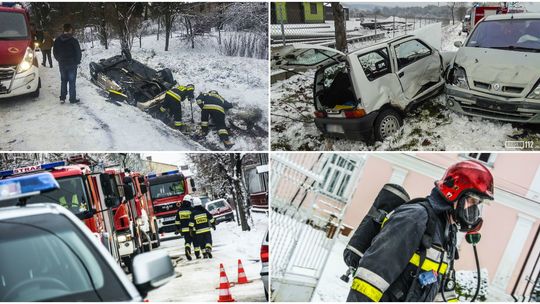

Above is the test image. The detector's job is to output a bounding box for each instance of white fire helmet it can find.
[192,197,202,207]
[183,194,193,204]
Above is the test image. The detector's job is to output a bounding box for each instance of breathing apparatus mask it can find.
[453,192,487,232]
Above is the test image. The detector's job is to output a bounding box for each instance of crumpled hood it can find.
[454,47,540,86]
[0,40,30,66]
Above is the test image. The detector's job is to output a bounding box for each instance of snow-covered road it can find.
[1,33,268,151]
[146,212,268,302]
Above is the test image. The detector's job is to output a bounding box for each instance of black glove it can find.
[343,247,361,268]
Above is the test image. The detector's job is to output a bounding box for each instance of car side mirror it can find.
[99,174,114,197]
[454,41,463,48]
[123,184,134,201]
[140,184,148,194]
[76,208,96,220]
[132,251,175,297]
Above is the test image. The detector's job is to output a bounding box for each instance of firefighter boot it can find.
[206,248,213,259]
[194,247,201,259]
[173,121,186,131]
[185,246,192,261]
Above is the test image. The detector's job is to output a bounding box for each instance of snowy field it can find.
[0,32,268,151]
[271,22,540,151]
[147,212,268,302]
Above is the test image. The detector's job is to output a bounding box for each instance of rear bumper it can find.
[445,85,540,123]
[314,111,378,140]
[0,66,39,99]
[215,212,235,224]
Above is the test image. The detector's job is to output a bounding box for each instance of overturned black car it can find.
[89,49,175,111]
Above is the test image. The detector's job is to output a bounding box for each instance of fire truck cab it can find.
[147,170,196,233]
[0,3,40,99]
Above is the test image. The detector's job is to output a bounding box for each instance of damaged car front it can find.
[445,14,540,123]
[273,35,445,142]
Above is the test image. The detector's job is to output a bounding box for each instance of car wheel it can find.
[89,62,102,81]
[373,108,403,141]
[30,78,40,98]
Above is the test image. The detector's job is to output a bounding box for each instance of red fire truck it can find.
[147,170,196,233]
[0,161,122,262]
[464,4,509,34]
[0,3,40,99]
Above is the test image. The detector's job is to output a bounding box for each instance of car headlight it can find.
[528,81,540,100]
[17,47,34,74]
[448,66,469,90]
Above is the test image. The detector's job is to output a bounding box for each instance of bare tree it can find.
[332,2,347,53]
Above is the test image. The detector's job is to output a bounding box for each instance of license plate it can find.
[326,124,344,133]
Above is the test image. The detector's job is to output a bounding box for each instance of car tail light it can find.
[260,244,269,263]
[343,109,366,118]
[314,111,327,118]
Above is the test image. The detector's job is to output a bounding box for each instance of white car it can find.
[446,13,540,123]
[273,34,446,142]
[0,173,175,301]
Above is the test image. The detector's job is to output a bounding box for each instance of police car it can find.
[0,173,175,301]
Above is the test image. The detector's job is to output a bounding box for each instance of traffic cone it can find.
[218,263,235,302]
[237,259,250,284]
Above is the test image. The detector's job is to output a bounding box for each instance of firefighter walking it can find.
[189,197,216,259]
[196,90,234,149]
[160,84,195,130]
[174,194,195,260]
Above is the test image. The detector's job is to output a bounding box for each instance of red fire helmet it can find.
[435,160,494,202]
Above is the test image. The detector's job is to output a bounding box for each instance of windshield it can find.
[0,12,29,40]
[207,200,227,212]
[467,19,540,51]
[0,213,131,301]
[1,176,91,215]
[150,180,185,200]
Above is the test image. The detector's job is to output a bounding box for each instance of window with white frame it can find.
[466,153,496,166]
[320,154,357,199]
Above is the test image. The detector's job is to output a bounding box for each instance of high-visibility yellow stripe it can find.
[351,278,383,302]
[178,85,194,91]
[175,121,185,127]
[203,104,225,113]
[188,222,194,227]
[409,253,448,274]
[109,89,127,98]
[181,228,190,232]
[201,121,209,127]
[196,227,212,234]
[167,90,181,101]
[218,129,229,135]
[208,93,225,102]
[174,221,180,225]
[448,298,458,302]
[160,106,167,112]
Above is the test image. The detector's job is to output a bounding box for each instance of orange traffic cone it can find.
[237,259,250,284]
[218,263,235,302]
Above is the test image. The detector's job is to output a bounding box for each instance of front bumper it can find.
[157,215,177,233]
[0,66,39,99]
[445,85,540,123]
[314,111,378,141]
[215,212,235,224]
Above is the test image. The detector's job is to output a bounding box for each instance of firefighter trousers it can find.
[201,109,231,145]
[160,96,184,127]
[194,231,213,254]
[181,231,194,255]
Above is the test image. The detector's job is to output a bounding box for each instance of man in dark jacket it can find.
[345,160,494,302]
[174,194,195,260]
[53,24,81,104]
[195,90,234,149]
[189,197,216,259]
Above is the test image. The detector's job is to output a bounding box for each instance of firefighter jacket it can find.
[189,206,216,235]
[195,92,233,115]
[347,188,455,302]
[174,201,193,233]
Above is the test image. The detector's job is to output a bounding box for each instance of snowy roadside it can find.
[0,32,268,151]
[271,22,540,151]
[146,212,268,302]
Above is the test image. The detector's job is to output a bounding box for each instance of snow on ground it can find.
[146,212,268,302]
[1,31,268,151]
[271,22,540,151]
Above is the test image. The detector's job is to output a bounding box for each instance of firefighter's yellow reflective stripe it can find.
[355,267,390,292]
[178,85,194,91]
[196,227,212,234]
[188,222,194,227]
[167,90,182,101]
[179,211,191,219]
[448,298,458,302]
[205,243,212,248]
[210,218,215,224]
[181,227,190,232]
[195,214,208,224]
[201,121,209,127]
[208,92,225,102]
[175,121,185,127]
[223,140,234,145]
[218,129,229,135]
[160,106,167,112]
[194,247,201,252]
[108,89,127,97]
[174,221,180,225]
[381,216,389,227]
[203,104,225,113]
[409,252,448,274]
[185,242,192,248]
[351,278,383,302]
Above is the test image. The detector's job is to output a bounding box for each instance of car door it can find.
[390,38,442,102]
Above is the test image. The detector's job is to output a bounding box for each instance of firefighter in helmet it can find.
[345,160,493,302]
[174,194,195,260]
[160,84,195,130]
[195,90,234,149]
[189,196,216,259]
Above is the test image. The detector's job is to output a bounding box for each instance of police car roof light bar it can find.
[0,172,59,202]
[0,161,66,178]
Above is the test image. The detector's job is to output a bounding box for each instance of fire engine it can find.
[147,170,196,233]
[0,3,40,99]
[464,3,509,34]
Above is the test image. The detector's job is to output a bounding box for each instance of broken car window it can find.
[285,49,341,66]
[395,39,432,70]
[357,48,391,81]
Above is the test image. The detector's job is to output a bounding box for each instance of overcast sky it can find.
[344,2,540,12]
[140,153,187,167]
